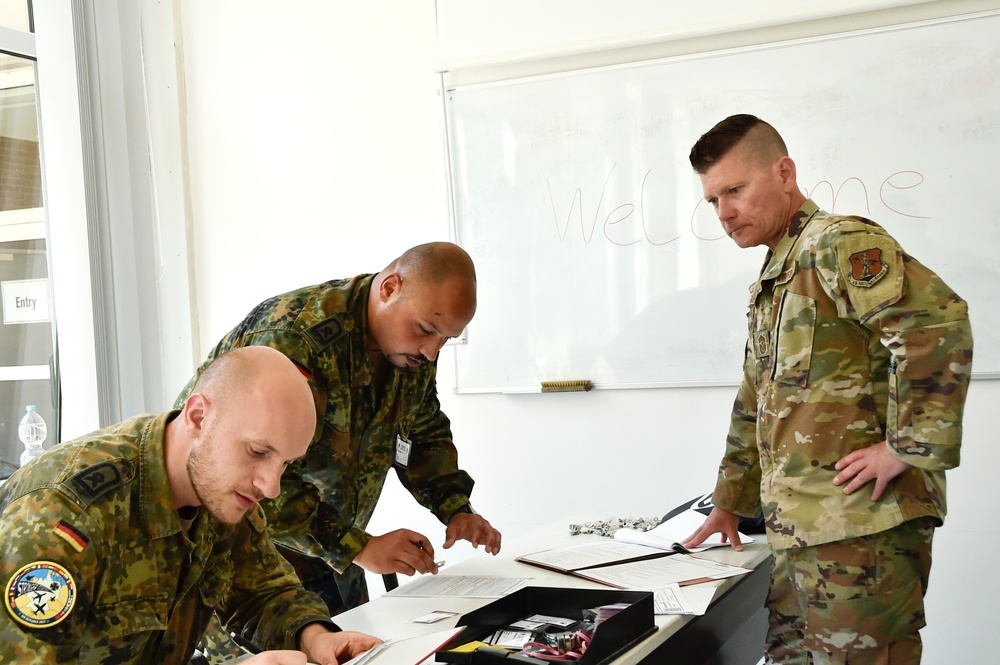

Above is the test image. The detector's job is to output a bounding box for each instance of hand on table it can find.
[680,506,743,552]
[298,623,383,665]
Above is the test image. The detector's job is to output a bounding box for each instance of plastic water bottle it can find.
[18,405,47,467]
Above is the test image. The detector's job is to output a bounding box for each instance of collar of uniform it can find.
[351,274,377,387]
[759,199,821,281]
[138,410,186,539]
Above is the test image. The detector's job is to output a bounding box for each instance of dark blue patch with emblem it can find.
[64,462,123,507]
[305,317,345,348]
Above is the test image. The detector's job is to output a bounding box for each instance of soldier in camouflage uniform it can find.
[682,115,972,664]
[0,346,380,664]
[176,242,502,616]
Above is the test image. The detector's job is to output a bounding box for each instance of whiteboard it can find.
[445,12,1000,393]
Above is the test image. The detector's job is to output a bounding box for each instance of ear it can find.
[776,156,797,190]
[379,272,403,304]
[182,393,209,436]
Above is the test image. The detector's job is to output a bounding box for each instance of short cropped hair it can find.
[689,114,788,174]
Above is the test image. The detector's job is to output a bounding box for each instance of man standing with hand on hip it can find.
[683,114,973,664]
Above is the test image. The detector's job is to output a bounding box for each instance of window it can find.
[0,15,58,476]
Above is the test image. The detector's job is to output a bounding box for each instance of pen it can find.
[416,539,445,569]
[230,632,261,655]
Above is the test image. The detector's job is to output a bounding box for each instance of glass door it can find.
[1,13,57,478]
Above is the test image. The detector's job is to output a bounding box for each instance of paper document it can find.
[516,540,668,573]
[342,639,392,665]
[574,553,750,590]
[614,508,755,553]
[386,575,534,598]
[652,584,693,615]
[342,627,465,665]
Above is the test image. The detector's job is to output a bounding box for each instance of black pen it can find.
[230,632,261,655]
[416,539,446,568]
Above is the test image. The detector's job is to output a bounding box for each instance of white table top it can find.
[332,520,770,664]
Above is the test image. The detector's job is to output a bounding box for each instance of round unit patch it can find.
[5,561,76,628]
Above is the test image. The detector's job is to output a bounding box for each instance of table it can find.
[332,520,771,664]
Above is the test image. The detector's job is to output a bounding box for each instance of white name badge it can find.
[395,435,412,467]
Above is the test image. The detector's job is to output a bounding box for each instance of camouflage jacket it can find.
[0,412,336,664]
[176,275,474,608]
[713,200,972,550]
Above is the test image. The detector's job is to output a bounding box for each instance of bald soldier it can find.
[0,346,380,664]
[177,242,502,614]
[682,115,972,664]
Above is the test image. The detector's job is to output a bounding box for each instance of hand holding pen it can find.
[417,538,447,571]
[352,528,442,576]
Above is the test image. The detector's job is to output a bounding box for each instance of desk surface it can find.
[332,520,770,664]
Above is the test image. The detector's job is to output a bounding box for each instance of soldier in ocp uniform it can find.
[0,346,380,664]
[682,115,972,664]
[176,242,502,621]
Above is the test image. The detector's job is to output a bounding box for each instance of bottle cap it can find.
[26,405,37,412]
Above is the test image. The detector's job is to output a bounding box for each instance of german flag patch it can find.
[53,521,90,553]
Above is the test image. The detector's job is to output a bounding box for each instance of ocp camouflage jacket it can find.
[714,200,973,549]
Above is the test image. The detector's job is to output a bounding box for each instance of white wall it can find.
[177,2,999,662]
[179,0,450,366]
[434,0,929,64]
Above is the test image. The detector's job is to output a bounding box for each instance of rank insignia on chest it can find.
[5,561,77,628]
[848,247,889,287]
[755,330,770,358]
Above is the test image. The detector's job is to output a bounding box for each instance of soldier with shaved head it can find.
[177,242,502,619]
[683,115,973,665]
[0,346,380,664]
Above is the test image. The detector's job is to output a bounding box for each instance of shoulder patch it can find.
[5,561,77,628]
[304,317,345,349]
[846,247,888,287]
[64,461,123,508]
[836,234,903,319]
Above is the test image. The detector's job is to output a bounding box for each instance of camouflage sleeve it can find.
[0,488,101,663]
[821,222,972,470]
[713,342,764,518]
[217,507,337,651]
[395,378,475,524]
